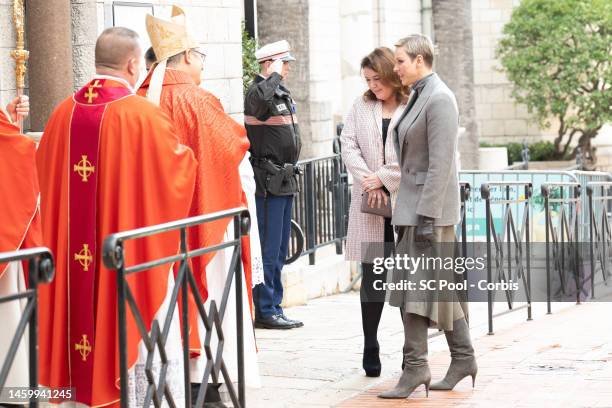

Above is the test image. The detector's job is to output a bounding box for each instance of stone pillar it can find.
[257,0,311,158]
[339,0,373,115]
[26,0,74,131]
[71,0,98,90]
[433,0,479,169]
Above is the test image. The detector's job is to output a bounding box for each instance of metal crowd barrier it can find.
[587,181,612,299]
[290,153,347,265]
[102,208,249,408]
[481,181,533,335]
[541,182,583,312]
[0,247,54,408]
[458,182,471,259]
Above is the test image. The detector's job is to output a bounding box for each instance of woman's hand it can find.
[6,95,29,123]
[362,173,383,192]
[367,188,388,208]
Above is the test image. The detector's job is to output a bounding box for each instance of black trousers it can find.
[360,217,394,348]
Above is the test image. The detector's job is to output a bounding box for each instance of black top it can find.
[244,73,302,196]
[382,118,391,149]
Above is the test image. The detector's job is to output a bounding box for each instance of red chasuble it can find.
[36,77,197,407]
[0,109,42,275]
[139,70,253,354]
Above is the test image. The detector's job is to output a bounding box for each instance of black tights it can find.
[360,217,394,349]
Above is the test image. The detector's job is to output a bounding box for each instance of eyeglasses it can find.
[191,49,206,63]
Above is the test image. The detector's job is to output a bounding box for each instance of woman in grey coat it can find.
[340,47,407,377]
[379,35,477,399]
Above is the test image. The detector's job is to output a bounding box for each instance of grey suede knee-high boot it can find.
[430,317,477,390]
[378,313,431,399]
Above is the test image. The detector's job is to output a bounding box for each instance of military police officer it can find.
[245,40,303,330]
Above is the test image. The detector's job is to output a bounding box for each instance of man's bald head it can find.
[95,27,143,87]
[95,27,141,68]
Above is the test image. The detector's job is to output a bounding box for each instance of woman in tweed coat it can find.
[340,47,408,377]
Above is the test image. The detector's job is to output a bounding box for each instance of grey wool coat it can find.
[390,73,460,227]
[340,96,405,262]
[388,73,465,330]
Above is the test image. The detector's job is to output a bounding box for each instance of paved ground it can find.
[246,291,612,408]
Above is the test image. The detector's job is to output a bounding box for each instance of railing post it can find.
[481,184,494,335]
[588,186,595,299]
[525,184,532,321]
[460,183,470,324]
[506,185,511,309]
[28,257,39,408]
[180,228,191,408]
[332,154,344,255]
[235,214,246,408]
[543,185,551,314]
[575,185,581,305]
[116,243,129,408]
[305,162,316,265]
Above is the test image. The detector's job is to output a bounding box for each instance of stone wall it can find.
[471,0,555,143]
[257,0,312,156]
[93,0,245,120]
[374,0,422,47]
[308,0,342,156]
[0,0,18,114]
[0,0,245,129]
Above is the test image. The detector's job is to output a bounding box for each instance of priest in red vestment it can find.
[0,96,43,403]
[36,27,197,407]
[140,6,262,403]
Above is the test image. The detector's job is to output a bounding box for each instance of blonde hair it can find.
[395,34,434,68]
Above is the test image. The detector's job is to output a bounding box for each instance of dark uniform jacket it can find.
[244,73,302,196]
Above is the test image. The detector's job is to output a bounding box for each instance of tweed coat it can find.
[340,96,405,262]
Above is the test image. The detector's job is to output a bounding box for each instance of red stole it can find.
[68,79,131,401]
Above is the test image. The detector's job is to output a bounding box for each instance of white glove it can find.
[269,58,284,76]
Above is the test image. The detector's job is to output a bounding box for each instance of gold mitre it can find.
[145,5,199,62]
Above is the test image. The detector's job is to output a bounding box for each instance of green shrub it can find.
[241,22,259,96]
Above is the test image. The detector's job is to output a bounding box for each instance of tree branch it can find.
[562,128,580,157]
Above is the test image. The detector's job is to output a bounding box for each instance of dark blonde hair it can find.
[395,34,435,68]
[361,47,409,103]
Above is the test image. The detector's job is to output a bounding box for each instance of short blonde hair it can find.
[395,34,434,68]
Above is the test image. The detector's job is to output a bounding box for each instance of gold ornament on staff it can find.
[10,0,29,132]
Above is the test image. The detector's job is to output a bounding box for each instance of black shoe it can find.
[191,383,228,408]
[363,344,381,377]
[255,314,296,329]
[280,313,304,328]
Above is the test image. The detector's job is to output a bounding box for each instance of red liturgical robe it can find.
[36,76,197,407]
[0,109,42,267]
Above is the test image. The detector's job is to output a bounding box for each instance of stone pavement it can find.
[246,292,612,408]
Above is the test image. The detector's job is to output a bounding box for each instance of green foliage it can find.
[480,141,566,164]
[242,22,259,96]
[496,0,612,159]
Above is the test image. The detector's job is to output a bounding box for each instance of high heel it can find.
[378,365,431,399]
[429,357,478,390]
[430,317,478,391]
[363,346,381,377]
[379,313,431,399]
